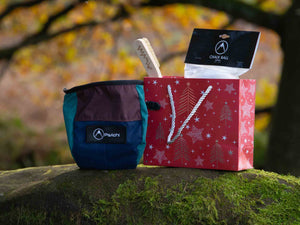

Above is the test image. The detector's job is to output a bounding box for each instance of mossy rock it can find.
[0,164,299,225]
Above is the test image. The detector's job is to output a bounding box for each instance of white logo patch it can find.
[93,128,120,141]
[215,40,228,55]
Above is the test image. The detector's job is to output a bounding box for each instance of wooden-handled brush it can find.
[133,38,162,78]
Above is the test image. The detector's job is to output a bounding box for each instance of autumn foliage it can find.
[0,0,289,169]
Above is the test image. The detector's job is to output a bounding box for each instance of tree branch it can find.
[255,106,273,115]
[0,3,129,60]
[0,0,48,21]
[32,20,101,43]
[0,58,12,80]
[161,50,186,64]
[37,1,82,35]
[142,0,282,33]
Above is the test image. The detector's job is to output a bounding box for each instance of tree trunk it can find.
[267,0,300,176]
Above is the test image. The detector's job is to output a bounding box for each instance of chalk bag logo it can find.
[93,128,105,140]
[86,125,126,144]
[93,128,120,141]
[215,40,228,55]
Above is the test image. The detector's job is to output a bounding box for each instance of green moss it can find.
[0,191,85,225]
[0,206,47,225]
[0,204,77,225]
[1,165,299,225]
[84,172,300,225]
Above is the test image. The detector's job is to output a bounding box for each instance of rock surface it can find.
[0,164,299,225]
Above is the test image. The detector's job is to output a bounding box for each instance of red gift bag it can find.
[143,77,255,171]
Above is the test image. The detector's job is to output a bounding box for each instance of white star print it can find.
[153,150,167,164]
[195,156,204,166]
[242,102,253,118]
[241,121,248,135]
[224,83,236,94]
[248,83,255,96]
[204,101,213,111]
[186,125,204,143]
[159,99,168,109]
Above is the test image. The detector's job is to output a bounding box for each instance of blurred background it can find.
[0,0,295,173]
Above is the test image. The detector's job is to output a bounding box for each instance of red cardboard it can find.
[143,77,255,171]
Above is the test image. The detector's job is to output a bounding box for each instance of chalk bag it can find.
[63,80,148,169]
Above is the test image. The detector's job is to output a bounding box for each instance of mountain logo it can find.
[215,40,228,55]
[93,128,105,140]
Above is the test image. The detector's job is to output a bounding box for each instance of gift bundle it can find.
[63,28,260,171]
[142,29,260,171]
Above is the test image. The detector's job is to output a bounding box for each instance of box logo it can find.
[215,40,228,55]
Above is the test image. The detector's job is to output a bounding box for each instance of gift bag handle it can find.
[167,85,213,144]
